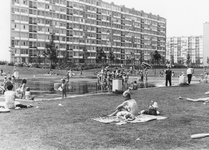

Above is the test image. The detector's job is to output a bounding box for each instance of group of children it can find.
[96,67,130,91]
[0,77,34,110]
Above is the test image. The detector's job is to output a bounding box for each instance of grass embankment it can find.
[1,83,209,150]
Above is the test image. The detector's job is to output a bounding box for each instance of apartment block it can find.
[203,22,209,66]
[10,0,166,65]
[166,36,203,66]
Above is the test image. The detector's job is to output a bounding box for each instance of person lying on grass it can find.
[108,92,139,120]
[3,84,33,109]
[179,96,209,103]
[140,101,160,115]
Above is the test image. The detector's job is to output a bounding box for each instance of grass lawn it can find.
[1,82,209,150]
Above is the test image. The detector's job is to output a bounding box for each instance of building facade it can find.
[10,0,166,65]
[166,36,203,66]
[203,22,209,66]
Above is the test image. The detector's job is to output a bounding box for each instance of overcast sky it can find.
[0,0,208,61]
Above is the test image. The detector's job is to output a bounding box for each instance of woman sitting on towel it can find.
[3,84,32,109]
[108,92,139,120]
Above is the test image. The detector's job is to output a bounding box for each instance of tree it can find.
[108,49,115,65]
[96,48,106,64]
[170,55,174,65]
[207,57,209,66]
[186,54,191,66]
[160,56,165,65]
[130,51,135,66]
[36,48,41,65]
[196,58,200,66]
[64,50,69,64]
[82,47,89,65]
[43,33,58,69]
[140,50,144,64]
[153,50,161,66]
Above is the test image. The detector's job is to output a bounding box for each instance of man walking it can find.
[165,66,172,86]
[187,66,194,84]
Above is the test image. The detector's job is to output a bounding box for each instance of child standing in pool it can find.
[60,79,69,98]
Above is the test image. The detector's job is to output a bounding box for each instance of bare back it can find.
[123,99,139,116]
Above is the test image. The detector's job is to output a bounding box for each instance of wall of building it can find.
[166,36,203,66]
[203,22,209,66]
[10,0,166,65]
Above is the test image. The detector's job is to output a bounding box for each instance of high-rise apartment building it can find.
[166,36,203,66]
[203,22,209,66]
[10,0,166,65]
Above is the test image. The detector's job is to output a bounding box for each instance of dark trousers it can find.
[166,76,171,86]
[16,104,28,108]
[187,74,192,84]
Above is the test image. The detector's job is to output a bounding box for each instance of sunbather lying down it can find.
[179,96,209,102]
[205,91,209,95]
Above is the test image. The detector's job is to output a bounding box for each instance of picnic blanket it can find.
[92,114,167,125]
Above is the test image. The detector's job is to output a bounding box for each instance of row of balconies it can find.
[13,1,166,23]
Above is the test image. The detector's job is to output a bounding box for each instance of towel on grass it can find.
[92,114,167,125]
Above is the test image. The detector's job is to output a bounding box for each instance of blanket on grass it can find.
[92,114,167,125]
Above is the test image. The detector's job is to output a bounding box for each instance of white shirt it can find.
[187,68,194,75]
[25,91,31,100]
[4,91,16,109]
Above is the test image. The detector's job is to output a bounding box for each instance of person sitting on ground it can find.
[199,73,208,83]
[25,87,35,100]
[3,84,32,109]
[140,101,160,115]
[179,72,187,85]
[15,86,22,98]
[108,93,139,120]
[129,81,138,90]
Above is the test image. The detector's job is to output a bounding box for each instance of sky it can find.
[0,0,208,62]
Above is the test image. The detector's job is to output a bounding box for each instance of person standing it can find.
[79,65,83,75]
[142,67,148,88]
[60,79,69,98]
[20,79,27,99]
[165,66,172,86]
[187,66,194,84]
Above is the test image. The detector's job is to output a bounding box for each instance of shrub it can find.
[0,61,8,65]
[7,62,14,66]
